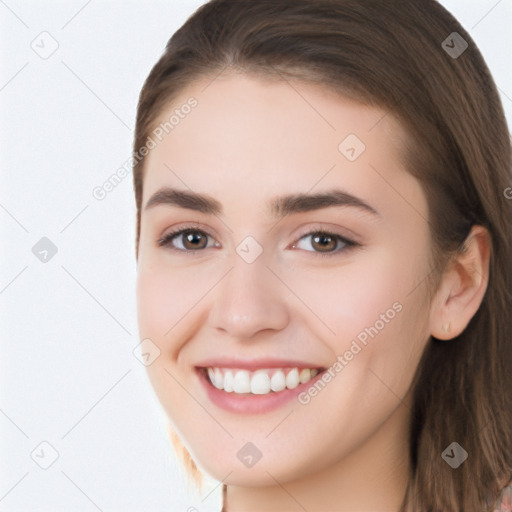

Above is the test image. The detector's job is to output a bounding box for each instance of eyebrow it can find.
[144,187,380,218]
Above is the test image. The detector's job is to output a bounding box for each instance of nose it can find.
[207,252,289,340]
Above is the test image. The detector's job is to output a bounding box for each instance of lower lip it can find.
[196,368,325,414]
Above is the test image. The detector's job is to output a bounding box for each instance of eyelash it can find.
[157,224,359,259]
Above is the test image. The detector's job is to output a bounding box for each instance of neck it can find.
[225,395,412,512]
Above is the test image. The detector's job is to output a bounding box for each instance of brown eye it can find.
[180,230,208,250]
[311,233,337,252]
[292,230,357,258]
[158,228,215,251]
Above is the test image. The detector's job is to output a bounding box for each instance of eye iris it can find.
[183,231,207,250]
[312,233,336,252]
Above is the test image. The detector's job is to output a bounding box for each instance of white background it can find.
[1,1,511,511]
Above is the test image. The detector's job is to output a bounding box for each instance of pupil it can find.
[314,234,334,251]
[186,231,204,248]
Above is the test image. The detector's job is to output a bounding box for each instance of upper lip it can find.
[195,357,327,370]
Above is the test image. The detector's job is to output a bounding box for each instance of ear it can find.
[429,225,490,340]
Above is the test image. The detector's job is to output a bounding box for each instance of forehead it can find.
[141,72,420,220]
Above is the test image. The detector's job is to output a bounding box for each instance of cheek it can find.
[136,260,203,350]
[135,265,197,425]
[136,266,172,341]
[296,247,430,397]
[286,247,421,347]
[329,255,429,400]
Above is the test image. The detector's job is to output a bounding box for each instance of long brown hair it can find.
[132,1,512,510]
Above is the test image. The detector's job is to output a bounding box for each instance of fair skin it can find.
[136,72,489,511]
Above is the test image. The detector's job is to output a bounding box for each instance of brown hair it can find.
[132,1,512,510]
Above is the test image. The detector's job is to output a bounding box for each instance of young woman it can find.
[132,1,512,510]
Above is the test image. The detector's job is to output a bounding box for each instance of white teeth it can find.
[213,368,223,389]
[224,370,234,392]
[285,368,299,389]
[270,370,286,392]
[206,366,321,395]
[208,368,215,385]
[250,370,271,394]
[233,370,251,394]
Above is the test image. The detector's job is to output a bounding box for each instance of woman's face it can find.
[136,73,434,485]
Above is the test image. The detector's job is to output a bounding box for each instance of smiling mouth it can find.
[199,366,326,395]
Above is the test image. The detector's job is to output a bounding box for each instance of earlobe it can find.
[429,225,490,341]
[441,322,451,334]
